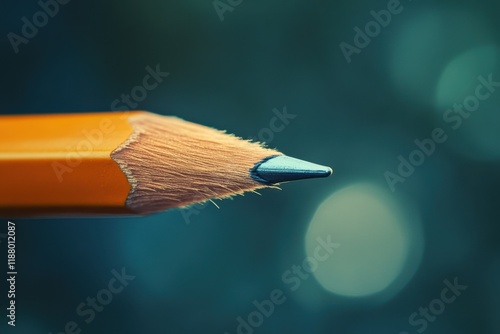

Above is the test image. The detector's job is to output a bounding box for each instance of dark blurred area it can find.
[1,0,500,333]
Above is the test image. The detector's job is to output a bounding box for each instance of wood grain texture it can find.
[112,112,281,214]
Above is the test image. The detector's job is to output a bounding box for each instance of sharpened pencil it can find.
[0,111,332,216]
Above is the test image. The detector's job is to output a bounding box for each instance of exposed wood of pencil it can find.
[0,111,281,216]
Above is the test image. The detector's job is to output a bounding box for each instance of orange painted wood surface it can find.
[0,112,138,215]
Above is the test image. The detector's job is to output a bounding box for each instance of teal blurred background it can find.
[1,0,500,333]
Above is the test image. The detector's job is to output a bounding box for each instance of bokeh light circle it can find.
[434,44,500,160]
[305,183,423,298]
[390,9,492,106]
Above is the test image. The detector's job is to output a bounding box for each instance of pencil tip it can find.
[250,155,333,185]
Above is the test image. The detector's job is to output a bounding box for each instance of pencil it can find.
[0,111,332,216]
